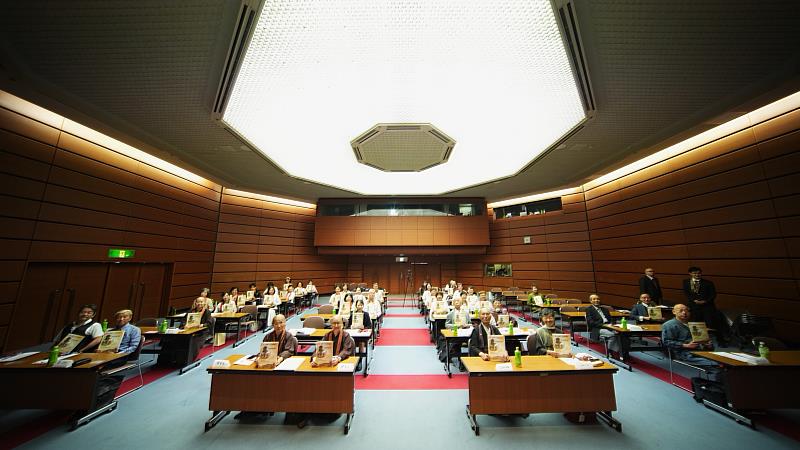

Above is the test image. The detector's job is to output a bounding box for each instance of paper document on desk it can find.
[33,354,75,365]
[559,358,594,369]
[275,357,304,371]
[348,330,370,337]
[0,351,37,362]
[626,325,643,331]
[715,352,770,365]
[337,363,355,372]
[289,328,315,336]
[233,356,255,366]
[457,328,472,337]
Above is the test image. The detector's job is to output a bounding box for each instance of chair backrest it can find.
[566,299,581,305]
[560,305,577,313]
[545,294,558,299]
[241,305,259,315]
[126,335,146,363]
[752,336,787,350]
[550,298,566,305]
[303,316,325,329]
[318,304,334,314]
[136,317,158,327]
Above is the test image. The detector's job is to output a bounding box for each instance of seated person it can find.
[196,287,213,310]
[526,309,569,356]
[365,291,382,320]
[464,287,479,309]
[662,304,717,366]
[477,292,492,315]
[248,283,260,301]
[312,315,355,366]
[585,294,615,342]
[630,293,655,323]
[329,285,344,308]
[54,303,104,353]
[215,288,239,313]
[528,285,544,310]
[293,282,307,306]
[262,314,297,365]
[445,298,470,329]
[306,280,318,301]
[282,276,293,293]
[468,308,509,362]
[189,297,215,329]
[430,292,449,318]
[339,293,354,317]
[262,286,281,308]
[490,300,517,327]
[350,300,373,331]
[98,309,142,355]
[353,287,366,303]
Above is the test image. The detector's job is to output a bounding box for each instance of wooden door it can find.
[389,263,412,294]
[135,264,168,320]
[6,263,68,351]
[58,263,109,328]
[99,264,140,322]
[412,263,441,291]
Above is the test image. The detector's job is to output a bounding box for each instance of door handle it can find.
[138,282,146,316]
[127,283,135,309]
[40,289,60,343]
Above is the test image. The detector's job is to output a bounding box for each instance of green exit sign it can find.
[108,248,136,259]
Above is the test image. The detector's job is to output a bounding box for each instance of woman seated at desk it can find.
[312,315,355,366]
[353,287,366,303]
[366,291,381,320]
[526,309,569,356]
[339,293,354,317]
[215,288,238,313]
[350,300,372,331]
[190,297,214,330]
[262,286,281,308]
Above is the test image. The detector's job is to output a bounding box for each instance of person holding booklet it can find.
[350,300,372,331]
[630,293,655,323]
[98,309,141,354]
[312,315,354,366]
[54,304,104,353]
[262,285,281,308]
[261,314,297,364]
[329,285,345,309]
[468,308,508,361]
[661,304,717,367]
[189,297,214,329]
[527,309,570,356]
[215,291,238,313]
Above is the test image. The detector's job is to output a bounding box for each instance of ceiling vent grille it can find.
[212,0,260,117]
[351,123,456,172]
[554,0,596,115]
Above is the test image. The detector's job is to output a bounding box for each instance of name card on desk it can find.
[337,363,355,372]
[165,328,180,334]
[495,363,513,372]
[211,359,231,369]
[457,328,472,337]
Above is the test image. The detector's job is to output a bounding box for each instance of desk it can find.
[212,312,251,348]
[141,326,208,374]
[205,354,359,434]
[692,350,800,426]
[439,327,537,377]
[561,311,628,345]
[289,328,372,377]
[601,324,663,371]
[0,352,129,429]
[461,355,620,435]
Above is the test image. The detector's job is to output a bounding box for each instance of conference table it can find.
[440,327,536,377]
[141,325,208,374]
[601,323,664,371]
[461,355,621,435]
[205,354,359,434]
[0,351,130,429]
[211,311,252,348]
[692,350,800,427]
[288,328,373,376]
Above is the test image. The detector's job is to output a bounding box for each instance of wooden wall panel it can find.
[211,191,346,297]
[1,103,222,351]
[585,110,800,343]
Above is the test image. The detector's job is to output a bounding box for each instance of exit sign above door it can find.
[107,248,136,259]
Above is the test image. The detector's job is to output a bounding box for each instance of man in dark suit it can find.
[585,294,616,343]
[639,267,663,305]
[682,266,727,345]
[468,308,508,361]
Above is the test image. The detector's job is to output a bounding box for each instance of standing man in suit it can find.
[639,267,663,305]
[682,266,730,346]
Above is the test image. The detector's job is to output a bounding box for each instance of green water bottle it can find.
[46,345,60,367]
[758,342,770,360]
[101,319,108,332]
[620,317,627,330]
[159,318,168,333]
[452,323,458,334]
[514,346,522,367]
[508,322,514,335]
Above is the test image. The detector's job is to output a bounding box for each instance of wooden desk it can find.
[601,324,663,370]
[0,351,129,429]
[205,355,359,434]
[561,311,628,345]
[289,328,372,377]
[692,350,800,426]
[141,325,208,374]
[461,355,620,435]
[211,312,251,348]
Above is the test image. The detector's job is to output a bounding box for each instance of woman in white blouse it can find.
[262,286,281,307]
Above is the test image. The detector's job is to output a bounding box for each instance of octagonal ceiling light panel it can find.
[222,0,585,195]
[352,123,454,172]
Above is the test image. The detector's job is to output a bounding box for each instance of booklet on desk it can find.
[488,335,506,361]
[315,341,333,366]
[552,333,571,355]
[256,341,278,368]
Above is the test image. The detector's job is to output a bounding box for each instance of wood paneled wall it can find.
[212,190,346,295]
[456,193,596,299]
[0,104,221,349]
[585,108,800,342]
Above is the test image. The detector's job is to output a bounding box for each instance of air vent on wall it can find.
[212,0,260,117]
[553,0,596,115]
